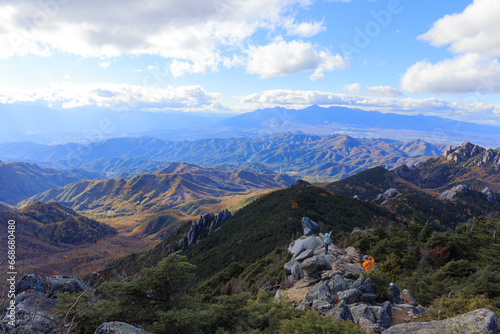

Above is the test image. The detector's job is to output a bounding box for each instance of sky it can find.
[1,0,500,126]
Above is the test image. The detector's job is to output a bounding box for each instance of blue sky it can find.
[1,0,499,126]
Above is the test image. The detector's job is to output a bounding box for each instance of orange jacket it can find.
[363,256,375,273]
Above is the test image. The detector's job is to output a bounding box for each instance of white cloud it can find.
[401,54,500,94]
[246,40,346,79]
[98,61,111,69]
[419,0,500,57]
[283,18,326,38]
[402,0,500,95]
[238,89,500,124]
[0,0,324,78]
[343,83,402,96]
[0,83,225,112]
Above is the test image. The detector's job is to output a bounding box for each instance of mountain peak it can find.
[445,142,486,162]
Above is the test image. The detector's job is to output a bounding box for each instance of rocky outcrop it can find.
[383,308,498,334]
[376,188,399,202]
[94,321,152,334]
[445,142,486,162]
[209,209,232,231]
[439,184,470,201]
[301,217,319,236]
[0,275,88,334]
[283,228,429,332]
[445,142,500,168]
[400,289,418,306]
[16,274,88,297]
[483,187,497,203]
[177,210,232,250]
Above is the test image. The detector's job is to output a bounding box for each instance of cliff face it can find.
[177,209,232,250]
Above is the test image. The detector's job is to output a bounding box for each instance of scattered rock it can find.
[312,299,333,311]
[295,249,314,261]
[328,274,349,294]
[388,283,402,304]
[360,293,377,303]
[439,184,470,201]
[337,289,362,304]
[289,236,323,256]
[301,256,332,278]
[301,217,319,236]
[305,282,333,303]
[483,187,497,203]
[400,289,418,306]
[1,291,60,334]
[376,188,399,201]
[382,308,497,334]
[345,246,361,262]
[16,274,87,297]
[94,321,153,334]
[291,263,303,281]
[325,300,354,323]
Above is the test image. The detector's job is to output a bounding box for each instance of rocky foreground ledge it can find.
[277,217,498,334]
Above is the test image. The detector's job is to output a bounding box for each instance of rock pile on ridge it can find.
[277,217,497,333]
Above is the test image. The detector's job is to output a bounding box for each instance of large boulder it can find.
[301,255,332,278]
[388,283,402,304]
[301,217,319,236]
[382,308,497,334]
[483,187,497,203]
[328,274,349,294]
[0,275,89,334]
[94,322,152,334]
[337,289,362,304]
[16,274,87,297]
[289,236,323,256]
[325,300,354,323]
[305,282,333,303]
[350,302,392,330]
[439,184,470,201]
[1,291,60,334]
[376,188,399,201]
[400,289,418,307]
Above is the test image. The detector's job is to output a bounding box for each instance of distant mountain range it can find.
[0,201,115,256]
[2,104,500,147]
[0,133,448,181]
[0,162,104,205]
[20,162,295,235]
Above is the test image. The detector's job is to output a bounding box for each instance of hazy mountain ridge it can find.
[394,142,500,193]
[20,163,295,227]
[0,201,116,255]
[0,134,447,182]
[0,161,105,205]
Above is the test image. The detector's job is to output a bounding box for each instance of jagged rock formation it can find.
[177,210,232,250]
[439,184,470,201]
[375,188,399,202]
[0,275,88,334]
[445,142,486,162]
[281,225,496,332]
[382,308,498,334]
[281,226,424,332]
[301,217,319,236]
[94,321,152,334]
[446,142,500,170]
[483,187,497,203]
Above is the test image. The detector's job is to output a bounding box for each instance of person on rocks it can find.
[319,231,332,253]
[363,255,375,272]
